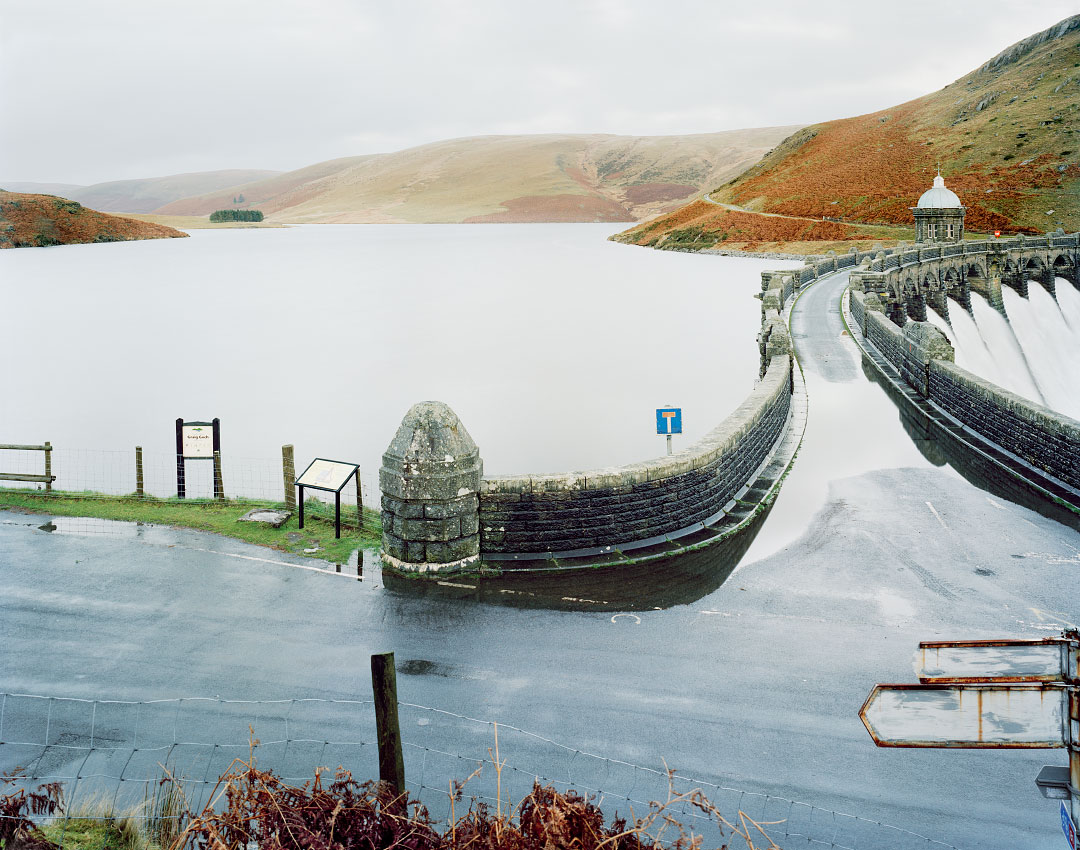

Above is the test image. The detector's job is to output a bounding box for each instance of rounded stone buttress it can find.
[379,401,483,573]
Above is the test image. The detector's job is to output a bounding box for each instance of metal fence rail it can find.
[0,693,964,850]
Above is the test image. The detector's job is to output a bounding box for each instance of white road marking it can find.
[188,546,358,578]
[985,497,1008,511]
[925,501,949,530]
[611,613,641,625]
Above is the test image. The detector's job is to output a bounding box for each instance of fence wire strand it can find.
[0,693,965,850]
[0,447,378,516]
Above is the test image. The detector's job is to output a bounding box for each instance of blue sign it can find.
[1063,801,1076,850]
[656,408,682,435]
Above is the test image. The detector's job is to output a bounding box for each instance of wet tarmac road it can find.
[2,272,1078,849]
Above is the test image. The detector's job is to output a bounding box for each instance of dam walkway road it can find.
[1,271,1078,849]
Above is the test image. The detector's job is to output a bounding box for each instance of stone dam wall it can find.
[478,355,791,557]
[849,287,1080,492]
[379,250,873,573]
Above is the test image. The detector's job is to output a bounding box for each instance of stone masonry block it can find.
[395,516,461,542]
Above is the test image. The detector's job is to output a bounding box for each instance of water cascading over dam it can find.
[926,276,1080,421]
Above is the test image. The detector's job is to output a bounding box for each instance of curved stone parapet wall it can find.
[380,249,846,572]
[849,288,1080,493]
[479,353,792,556]
[928,362,1080,490]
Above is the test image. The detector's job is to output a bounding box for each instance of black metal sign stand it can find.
[175,418,220,499]
[295,457,360,539]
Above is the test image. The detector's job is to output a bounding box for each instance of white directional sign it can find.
[860,684,1068,748]
[915,639,1070,684]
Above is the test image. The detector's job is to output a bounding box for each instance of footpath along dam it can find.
[380,223,1080,574]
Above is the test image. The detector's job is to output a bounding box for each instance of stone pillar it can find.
[900,322,955,398]
[1037,266,1057,298]
[983,261,1007,315]
[906,292,928,323]
[379,401,482,574]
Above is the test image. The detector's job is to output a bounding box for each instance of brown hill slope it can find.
[616,14,1080,249]
[0,191,187,248]
[155,130,800,223]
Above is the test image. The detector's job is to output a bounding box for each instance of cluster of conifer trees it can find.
[209,209,264,222]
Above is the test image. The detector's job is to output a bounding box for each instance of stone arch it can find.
[928,268,955,319]
[1002,255,1029,298]
[1052,252,1079,289]
[1022,255,1055,297]
[886,276,911,326]
[944,265,972,313]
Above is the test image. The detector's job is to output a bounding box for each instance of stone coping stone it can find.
[238,508,292,528]
[932,360,1080,433]
[481,354,790,496]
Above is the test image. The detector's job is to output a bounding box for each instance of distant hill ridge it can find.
[3,169,280,214]
[154,130,801,224]
[616,14,1080,249]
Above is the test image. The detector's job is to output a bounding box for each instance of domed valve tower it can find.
[913,173,965,243]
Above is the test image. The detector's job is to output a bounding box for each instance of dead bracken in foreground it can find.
[3,755,781,850]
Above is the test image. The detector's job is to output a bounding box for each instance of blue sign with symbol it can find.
[656,408,682,435]
[1063,801,1076,850]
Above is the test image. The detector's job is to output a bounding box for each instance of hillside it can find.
[3,169,280,213]
[0,191,187,248]
[615,14,1080,250]
[154,130,800,223]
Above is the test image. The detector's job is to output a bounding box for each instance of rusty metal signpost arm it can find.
[860,630,1079,839]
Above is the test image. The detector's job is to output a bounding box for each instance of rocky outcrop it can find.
[0,191,187,248]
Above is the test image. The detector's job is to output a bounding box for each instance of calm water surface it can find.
[1,224,797,497]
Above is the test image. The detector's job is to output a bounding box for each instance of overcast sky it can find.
[2,0,1076,185]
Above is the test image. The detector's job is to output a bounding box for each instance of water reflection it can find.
[859,354,1080,533]
[381,501,772,612]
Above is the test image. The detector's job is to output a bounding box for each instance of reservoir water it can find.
[0,224,798,499]
[3,236,1079,849]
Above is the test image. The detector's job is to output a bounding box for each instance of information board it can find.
[181,422,215,459]
[297,458,357,492]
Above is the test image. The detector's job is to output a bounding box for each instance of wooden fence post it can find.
[282,444,295,511]
[135,446,144,498]
[213,450,224,502]
[43,442,52,493]
[371,652,405,799]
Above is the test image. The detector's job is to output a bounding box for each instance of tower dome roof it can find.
[917,174,962,209]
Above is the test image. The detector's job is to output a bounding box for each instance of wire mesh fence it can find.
[0,693,965,850]
[0,445,377,534]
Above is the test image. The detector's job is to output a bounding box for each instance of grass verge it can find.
[0,489,380,564]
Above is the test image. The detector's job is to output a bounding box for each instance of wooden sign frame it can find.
[175,418,222,500]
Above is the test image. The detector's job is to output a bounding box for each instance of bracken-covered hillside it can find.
[0,191,187,248]
[155,129,801,224]
[616,14,1080,250]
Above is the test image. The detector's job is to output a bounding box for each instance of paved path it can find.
[2,273,1078,849]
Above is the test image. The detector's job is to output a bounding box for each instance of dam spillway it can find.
[927,276,1080,421]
